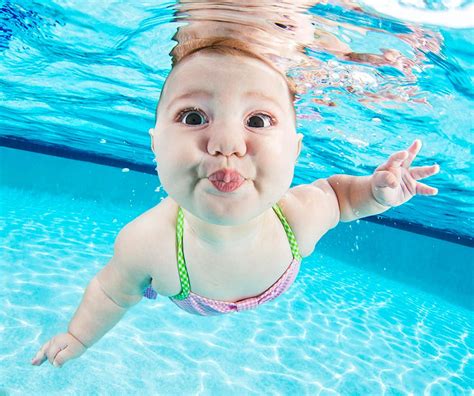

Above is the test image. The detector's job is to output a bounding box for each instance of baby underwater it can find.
[32,38,440,368]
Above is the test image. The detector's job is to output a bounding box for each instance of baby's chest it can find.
[148,212,296,301]
[181,230,294,301]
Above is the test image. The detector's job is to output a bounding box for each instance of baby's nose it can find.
[206,124,247,157]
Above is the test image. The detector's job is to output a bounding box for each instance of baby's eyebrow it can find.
[166,89,213,111]
[243,91,283,112]
[166,89,283,112]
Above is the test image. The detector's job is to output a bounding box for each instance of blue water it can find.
[0,0,473,238]
[1,0,474,394]
[1,177,472,394]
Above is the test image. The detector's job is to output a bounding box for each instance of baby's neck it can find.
[182,208,269,250]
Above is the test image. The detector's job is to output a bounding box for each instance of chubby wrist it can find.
[369,175,391,208]
[68,330,89,349]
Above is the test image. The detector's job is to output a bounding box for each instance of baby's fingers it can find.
[410,164,440,180]
[373,170,398,188]
[416,181,438,195]
[46,340,67,367]
[31,341,50,366]
[31,337,67,367]
[380,150,408,170]
[52,345,80,368]
[32,333,87,368]
[403,139,422,168]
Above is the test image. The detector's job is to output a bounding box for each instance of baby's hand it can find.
[31,332,87,368]
[371,139,440,207]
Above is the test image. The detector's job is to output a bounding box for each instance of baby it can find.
[31,37,440,368]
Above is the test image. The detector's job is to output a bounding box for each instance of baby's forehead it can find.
[170,52,284,84]
[158,52,294,109]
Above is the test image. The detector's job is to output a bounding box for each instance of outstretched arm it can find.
[327,139,440,222]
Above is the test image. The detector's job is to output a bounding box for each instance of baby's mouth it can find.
[208,169,245,193]
[209,179,245,193]
[208,168,244,182]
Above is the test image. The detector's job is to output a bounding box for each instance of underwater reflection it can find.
[171,0,443,108]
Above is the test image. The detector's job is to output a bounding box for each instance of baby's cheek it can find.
[158,137,194,166]
[260,154,294,186]
[180,146,203,171]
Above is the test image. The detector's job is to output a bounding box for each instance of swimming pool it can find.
[1,146,472,394]
[1,0,473,394]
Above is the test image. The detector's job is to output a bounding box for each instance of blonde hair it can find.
[169,37,297,101]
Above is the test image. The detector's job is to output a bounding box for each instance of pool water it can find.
[1,0,473,394]
[1,149,472,394]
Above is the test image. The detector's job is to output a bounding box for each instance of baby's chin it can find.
[169,177,287,224]
[192,180,265,223]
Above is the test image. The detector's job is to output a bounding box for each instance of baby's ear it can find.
[149,128,156,153]
[296,133,303,160]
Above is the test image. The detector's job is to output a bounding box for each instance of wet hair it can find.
[171,37,297,98]
[155,37,297,122]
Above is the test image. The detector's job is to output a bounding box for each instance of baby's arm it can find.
[294,139,439,240]
[326,174,389,222]
[31,222,152,368]
[327,140,439,222]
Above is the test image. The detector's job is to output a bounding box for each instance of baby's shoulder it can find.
[117,196,179,296]
[279,182,339,257]
[123,196,175,236]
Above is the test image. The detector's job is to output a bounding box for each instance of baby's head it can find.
[150,37,303,226]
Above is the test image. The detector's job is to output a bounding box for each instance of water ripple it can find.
[1,186,472,394]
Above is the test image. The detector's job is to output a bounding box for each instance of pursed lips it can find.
[208,168,245,182]
[207,168,246,193]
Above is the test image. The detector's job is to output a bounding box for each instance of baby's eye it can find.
[178,108,207,125]
[247,114,274,128]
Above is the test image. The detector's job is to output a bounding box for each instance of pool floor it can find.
[1,184,473,395]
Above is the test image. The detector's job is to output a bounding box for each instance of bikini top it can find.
[143,203,302,316]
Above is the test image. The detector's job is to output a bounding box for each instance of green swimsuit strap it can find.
[171,203,302,301]
[173,206,191,300]
[272,203,303,261]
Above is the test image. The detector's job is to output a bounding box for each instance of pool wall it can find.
[2,146,473,310]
